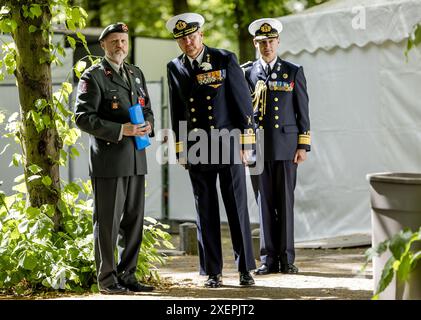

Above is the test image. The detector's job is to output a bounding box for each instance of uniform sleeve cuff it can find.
[175,141,184,153]
[298,131,311,145]
[240,129,256,146]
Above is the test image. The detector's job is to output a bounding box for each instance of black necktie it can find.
[192,60,200,73]
[265,64,271,76]
[119,66,129,85]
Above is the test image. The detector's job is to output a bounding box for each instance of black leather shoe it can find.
[124,282,154,292]
[253,264,279,275]
[204,274,222,288]
[281,263,299,274]
[239,271,255,286]
[99,283,129,295]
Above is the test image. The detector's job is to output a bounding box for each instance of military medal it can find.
[112,101,119,109]
[283,73,288,79]
[271,73,277,79]
[135,77,141,84]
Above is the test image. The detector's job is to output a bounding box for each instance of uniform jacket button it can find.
[107,142,110,145]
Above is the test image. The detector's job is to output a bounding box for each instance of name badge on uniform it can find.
[196,69,226,85]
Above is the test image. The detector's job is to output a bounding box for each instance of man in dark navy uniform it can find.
[243,18,311,275]
[75,23,154,294]
[166,13,256,288]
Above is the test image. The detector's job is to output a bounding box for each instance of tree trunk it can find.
[87,0,102,27]
[234,0,260,63]
[172,0,189,15]
[11,2,62,230]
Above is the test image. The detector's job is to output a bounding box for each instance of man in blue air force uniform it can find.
[75,23,154,294]
[166,13,256,288]
[242,18,311,275]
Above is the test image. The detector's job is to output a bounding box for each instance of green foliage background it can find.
[0,0,173,295]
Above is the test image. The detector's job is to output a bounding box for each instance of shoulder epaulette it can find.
[240,61,253,69]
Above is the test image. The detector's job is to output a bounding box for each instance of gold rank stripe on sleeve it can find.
[175,141,184,153]
[196,69,226,85]
[240,133,256,145]
[298,132,311,145]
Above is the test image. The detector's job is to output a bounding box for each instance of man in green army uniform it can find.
[75,23,154,294]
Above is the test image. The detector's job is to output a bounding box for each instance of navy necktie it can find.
[192,60,200,73]
[265,64,271,76]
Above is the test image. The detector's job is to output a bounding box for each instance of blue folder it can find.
[128,103,151,150]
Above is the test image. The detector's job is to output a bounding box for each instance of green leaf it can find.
[21,253,38,271]
[413,24,421,47]
[29,25,37,33]
[28,164,43,174]
[57,199,70,216]
[389,229,413,260]
[74,60,87,79]
[69,147,79,159]
[35,99,48,111]
[42,115,51,127]
[375,256,395,296]
[29,5,42,18]
[144,216,158,224]
[14,174,25,183]
[27,174,41,182]
[12,182,27,193]
[67,36,76,50]
[18,220,28,233]
[26,207,40,219]
[397,252,412,281]
[10,153,23,167]
[62,82,73,95]
[41,176,52,187]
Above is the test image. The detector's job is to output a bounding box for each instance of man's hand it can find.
[240,149,253,166]
[123,121,152,136]
[294,149,307,164]
[178,157,189,169]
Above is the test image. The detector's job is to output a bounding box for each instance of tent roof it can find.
[278,0,421,54]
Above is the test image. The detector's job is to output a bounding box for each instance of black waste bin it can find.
[367,172,421,300]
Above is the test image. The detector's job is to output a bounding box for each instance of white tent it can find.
[277,0,421,241]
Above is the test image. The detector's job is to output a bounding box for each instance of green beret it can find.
[99,22,129,41]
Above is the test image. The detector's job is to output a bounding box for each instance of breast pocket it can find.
[104,89,121,110]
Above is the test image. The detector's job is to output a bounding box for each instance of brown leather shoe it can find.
[204,274,222,288]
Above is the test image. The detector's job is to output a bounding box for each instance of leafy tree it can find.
[0,0,173,294]
[71,0,328,61]
[0,0,85,231]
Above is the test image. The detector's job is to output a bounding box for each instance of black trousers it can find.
[92,175,145,288]
[188,164,256,275]
[251,160,297,268]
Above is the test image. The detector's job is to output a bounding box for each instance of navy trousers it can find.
[251,160,297,268]
[188,164,256,275]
